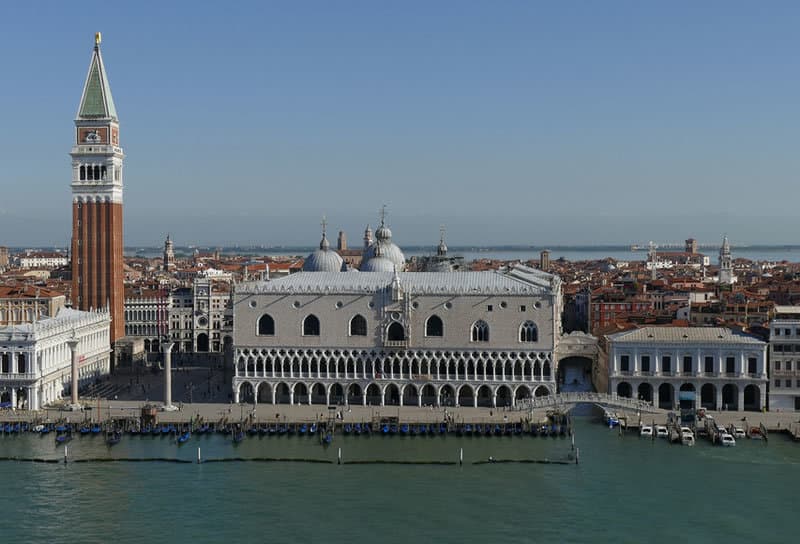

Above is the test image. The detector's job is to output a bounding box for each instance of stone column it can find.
[715,387,723,411]
[737,388,745,411]
[162,342,177,411]
[67,338,81,411]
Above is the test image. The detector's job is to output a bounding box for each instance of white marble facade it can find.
[0,308,111,410]
[607,327,767,412]
[233,265,562,408]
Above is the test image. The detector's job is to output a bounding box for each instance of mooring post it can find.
[576,447,580,464]
[338,447,342,465]
[64,445,68,464]
[459,447,463,466]
[197,447,201,464]
[571,433,575,450]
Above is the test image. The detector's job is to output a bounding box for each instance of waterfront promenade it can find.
[1,368,798,438]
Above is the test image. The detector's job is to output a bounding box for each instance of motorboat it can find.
[640,425,653,438]
[681,429,695,446]
[732,427,746,439]
[720,433,736,447]
[655,425,668,439]
[748,427,764,440]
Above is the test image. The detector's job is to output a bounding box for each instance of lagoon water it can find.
[0,417,796,543]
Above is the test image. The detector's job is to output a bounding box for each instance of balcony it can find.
[384,340,407,349]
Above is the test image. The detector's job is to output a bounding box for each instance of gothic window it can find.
[519,321,538,342]
[94,165,100,180]
[425,315,444,337]
[471,320,489,342]
[17,354,26,374]
[303,314,320,336]
[387,322,406,342]
[101,165,107,180]
[257,314,274,336]
[80,165,86,180]
[349,314,367,336]
[87,165,93,180]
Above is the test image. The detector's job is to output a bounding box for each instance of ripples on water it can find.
[1,419,797,543]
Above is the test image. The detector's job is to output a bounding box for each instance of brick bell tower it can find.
[70,33,125,343]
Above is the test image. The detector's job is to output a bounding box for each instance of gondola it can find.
[55,425,68,433]
[381,424,390,435]
[278,424,287,435]
[299,423,308,435]
[354,423,362,435]
[105,431,122,446]
[400,424,409,435]
[419,424,428,435]
[287,424,296,435]
[322,433,332,445]
[248,426,259,436]
[389,424,398,435]
[465,424,473,435]
[309,423,317,435]
[55,433,73,444]
[151,425,162,436]
[80,426,91,435]
[177,431,191,445]
[343,424,352,435]
[39,426,51,435]
[438,423,448,435]
[475,424,484,435]
[90,424,102,435]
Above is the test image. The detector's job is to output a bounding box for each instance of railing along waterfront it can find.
[516,392,658,413]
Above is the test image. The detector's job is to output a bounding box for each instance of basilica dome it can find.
[303,231,343,272]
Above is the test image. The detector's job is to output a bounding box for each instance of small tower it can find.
[685,238,698,255]
[719,235,734,285]
[337,230,347,251]
[363,225,373,250]
[648,241,658,281]
[539,249,551,271]
[163,234,175,271]
[437,226,448,257]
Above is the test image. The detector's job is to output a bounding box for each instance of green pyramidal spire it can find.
[77,35,118,121]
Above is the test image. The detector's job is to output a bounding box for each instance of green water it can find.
[0,418,796,544]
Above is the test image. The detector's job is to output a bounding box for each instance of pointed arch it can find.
[387,322,405,341]
[471,320,489,342]
[257,314,275,336]
[519,321,538,343]
[425,315,444,337]
[349,314,367,336]
[302,314,320,336]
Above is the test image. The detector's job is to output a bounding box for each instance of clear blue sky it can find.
[1,1,799,247]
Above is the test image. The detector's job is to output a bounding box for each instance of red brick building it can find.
[70,34,125,343]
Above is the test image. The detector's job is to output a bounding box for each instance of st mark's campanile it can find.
[70,33,125,343]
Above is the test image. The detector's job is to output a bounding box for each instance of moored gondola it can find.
[177,431,191,444]
[105,430,122,446]
[309,422,317,435]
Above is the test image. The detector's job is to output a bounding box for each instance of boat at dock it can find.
[105,431,122,446]
[177,431,191,445]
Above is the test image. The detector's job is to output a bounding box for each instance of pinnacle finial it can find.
[321,215,328,236]
[95,32,102,47]
[380,204,387,226]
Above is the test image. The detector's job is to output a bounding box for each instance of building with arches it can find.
[233,264,562,408]
[607,327,767,412]
[0,307,111,410]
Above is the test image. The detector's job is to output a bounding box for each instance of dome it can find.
[361,218,405,271]
[303,230,344,272]
[360,255,396,272]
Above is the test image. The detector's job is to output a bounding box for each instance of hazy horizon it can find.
[2,2,799,247]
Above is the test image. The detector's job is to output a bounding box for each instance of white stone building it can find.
[17,252,69,269]
[233,264,562,408]
[768,306,800,412]
[607,327,767,412]
[0,308,111,410]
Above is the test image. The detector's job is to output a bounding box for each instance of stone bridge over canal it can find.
[516,392,660,414]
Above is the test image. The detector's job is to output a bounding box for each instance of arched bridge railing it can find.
[516,392,658,413]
